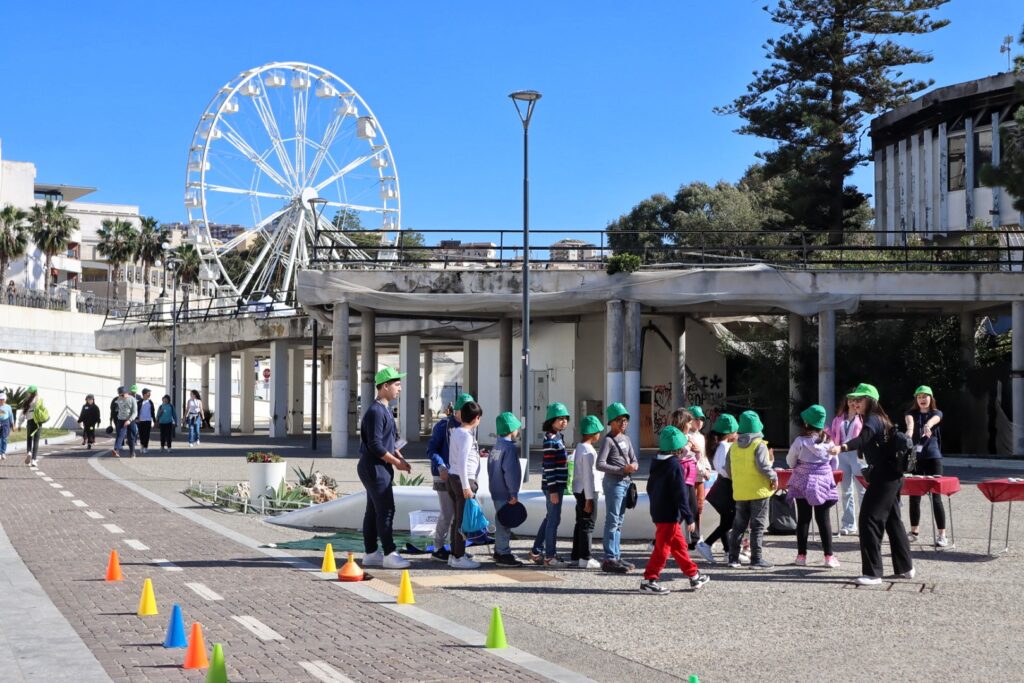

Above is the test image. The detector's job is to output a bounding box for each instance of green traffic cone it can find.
[205,643,228,683]
[485,607,507,649]
[688,675,699,683]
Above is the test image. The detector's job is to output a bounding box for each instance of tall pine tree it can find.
[716,0,950,243]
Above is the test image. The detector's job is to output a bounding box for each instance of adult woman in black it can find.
[904,385,948,547]
[831,383,914,585]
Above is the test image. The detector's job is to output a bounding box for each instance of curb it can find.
[4,432,78,455]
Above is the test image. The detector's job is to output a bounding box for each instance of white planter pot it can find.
[248,461,287,500]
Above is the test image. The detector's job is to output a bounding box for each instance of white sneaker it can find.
[361,549,384,567]
[449,555,480,569]
[578,558,601,570]
[382,552,411,569]
[696,541,715,564]
[855,575,882,586]
[935,536,949,548]
[895,567,916,579]
[738,552,751,564]
[839,527,856,536]
[142,448,148,454]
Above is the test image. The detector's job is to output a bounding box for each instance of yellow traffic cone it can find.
[485,607,507,649]
[321,543,337,573]
[396,569,415,604]
[137,578,158,616]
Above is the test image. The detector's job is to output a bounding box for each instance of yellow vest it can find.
[730,438,773,501]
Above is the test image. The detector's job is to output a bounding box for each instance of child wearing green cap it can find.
[571,415,604,570]
[641,426,710,594]
[904,385,948,547]
[488,411,524,567]
[724,410,777,569]
[598,402,639,573]
[426,392,474,563]
[785,405,840,568]
[530,402,572,568]
[699,413,740,563]
[16,386,44,467]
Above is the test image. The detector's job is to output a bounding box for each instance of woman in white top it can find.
[697,413,740,563]
[185,390,203,447]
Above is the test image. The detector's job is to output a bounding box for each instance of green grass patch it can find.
[7,428,69,443]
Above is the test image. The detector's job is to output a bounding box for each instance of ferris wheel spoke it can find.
[304,107,347,186]
[253,89,300,190]
[236,206,295,295]
[319,199,391,214]
[313,150,383,193]
[215,206,291,253]
[218,120,294,192]
[279,208,306,297]
[293,87,310,184]
[204,184,293,201]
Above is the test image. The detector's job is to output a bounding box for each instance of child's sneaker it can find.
[578,557,601,570]
[494,553,524,567]
[907,531,919,542]
[727,559,743,569]
[528,550,544,565]
[688,573,710,590]
[935,535,950,548]
[449,555,480,569]
[601,559,629,574]
[431,548,451,563]
[794,554,807,566]
[695,541,715,563]
[639,579,669,595]
[748,558,773,569]
[544,557,568,569]
[823,555,840,568]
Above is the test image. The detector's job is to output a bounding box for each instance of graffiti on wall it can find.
[648,366,727,433]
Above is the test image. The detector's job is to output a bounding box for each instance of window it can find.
[974,128,992,188]
[948,134,966,191]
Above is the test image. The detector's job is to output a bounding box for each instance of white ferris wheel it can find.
[184,61,400,301]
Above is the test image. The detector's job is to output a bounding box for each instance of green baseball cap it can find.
[374,366,406,385]
[659,426,688,452]
[847,383,880,401]
[545,402,570,421]
[130,384,139,393]
[800,404,827,430]
[688,405,706,419]
[27,385,38,393]
[914,385,933,397]
[580,415,605,435]
[605,402,629,422]
[454,393,475,410]
[738,410,764,434]
[495,411,522,436]
[712,413,739,434]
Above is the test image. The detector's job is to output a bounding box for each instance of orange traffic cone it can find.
[183,623,209,669]
[338,552,365,582]
[105,550,124,582]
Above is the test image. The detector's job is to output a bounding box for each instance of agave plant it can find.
[1,386,29,410]
[397,472,426,487]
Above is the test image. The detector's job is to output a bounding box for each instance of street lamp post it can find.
[161,242,181,414]
[509,89,541,480]
[307,197,329,451]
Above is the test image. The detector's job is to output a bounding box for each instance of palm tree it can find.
[135,217,166,304]
[29,200,77,293]
[96,218,138,307]
[173,243,202,311]
[0,205,30,292]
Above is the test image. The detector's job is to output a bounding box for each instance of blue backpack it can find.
[461,498,491,535]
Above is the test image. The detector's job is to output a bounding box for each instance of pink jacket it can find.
[826,414,862,447]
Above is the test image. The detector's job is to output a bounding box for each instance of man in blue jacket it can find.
[426,392,474,563]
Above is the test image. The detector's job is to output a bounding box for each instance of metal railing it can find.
[102,292,303,327]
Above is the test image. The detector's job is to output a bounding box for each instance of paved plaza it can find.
[2,435,1024,682]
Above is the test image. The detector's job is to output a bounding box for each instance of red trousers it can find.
[644,522,699,580]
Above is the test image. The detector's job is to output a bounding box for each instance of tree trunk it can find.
[144,263,150,305]
[44,255,52,294]
[106,265,112,310]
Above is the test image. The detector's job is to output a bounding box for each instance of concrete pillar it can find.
[269,340,289,438]
[789,314,804,441]
[320,353,330,431]
[214,352,232,436]
[623,301,642,447]
[332,302,350,457]
[288,347,304,436]
[499,318,514,413]
[423,349,434,427]
[399,335,421,443]
[120,349,136,388]
[200,356,210,412]
[818,310,836,420]
[463,340,479,396]
[606,301,623,413]
[671,316,687,410]
[360,310,376,420]
[1013,302,1024,457]
[240,351,255,433]
[348,344,359,433]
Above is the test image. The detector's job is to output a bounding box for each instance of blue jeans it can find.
[602,476,630,560]
[837,451,866,531]
[0,433,7,455]
[114,424,136,454]
[493,500,513,556]
[532,493,563,558]
[187,416,201,444]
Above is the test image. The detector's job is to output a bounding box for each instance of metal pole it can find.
[521,121,531,481]
[171,267,178,412]
[311,319,318,450]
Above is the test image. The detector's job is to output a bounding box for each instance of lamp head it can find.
[509,90,542,127]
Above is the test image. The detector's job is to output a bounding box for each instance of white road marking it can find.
[231,615,284,641]
[102,524,124,534]
[71,500,88,507]
[34,471,45,476]
[49,483,63,489]
[59,490,74,498]
[298,661,356,683]
[84,510,105,519]
[152,559,182,572]
[41,477,53,482]
[123,539,149,551]
[185,582,223,601]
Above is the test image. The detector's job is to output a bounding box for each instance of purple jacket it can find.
[785,436,839,507]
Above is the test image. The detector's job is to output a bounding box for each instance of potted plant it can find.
[246,451,286,501]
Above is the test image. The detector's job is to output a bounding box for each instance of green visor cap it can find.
[454,393,475,410]
[580,415,605,435]
[737,410,764,434]
[659,426,688,452]
[913,385,933,397]
[545,402,570,421]
[605,402,630,422]
[27,385,38,393]
[495,411,522,435]
[688,405,706,419]
[712,413,739,434]
[800,404,827,430]
[847,383,880,401]
[130,384,139,393]
[374,367,406,385]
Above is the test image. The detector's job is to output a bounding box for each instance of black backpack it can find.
[881,426,916,474]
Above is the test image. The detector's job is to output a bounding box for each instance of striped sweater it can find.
[541,431,568,494]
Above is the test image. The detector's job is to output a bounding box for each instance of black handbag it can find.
[625,482,638,509]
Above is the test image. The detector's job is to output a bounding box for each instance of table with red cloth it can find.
[855,475,961,547]
[977,479,1024,555]
[773,469,844,535]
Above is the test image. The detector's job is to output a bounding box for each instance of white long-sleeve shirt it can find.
[713,441,732,477]
[571,442,598,499]
[449,426,480,484]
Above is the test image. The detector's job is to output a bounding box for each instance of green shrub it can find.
[606,253,642,275]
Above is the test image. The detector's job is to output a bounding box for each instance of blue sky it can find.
[1,1,1020,240]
